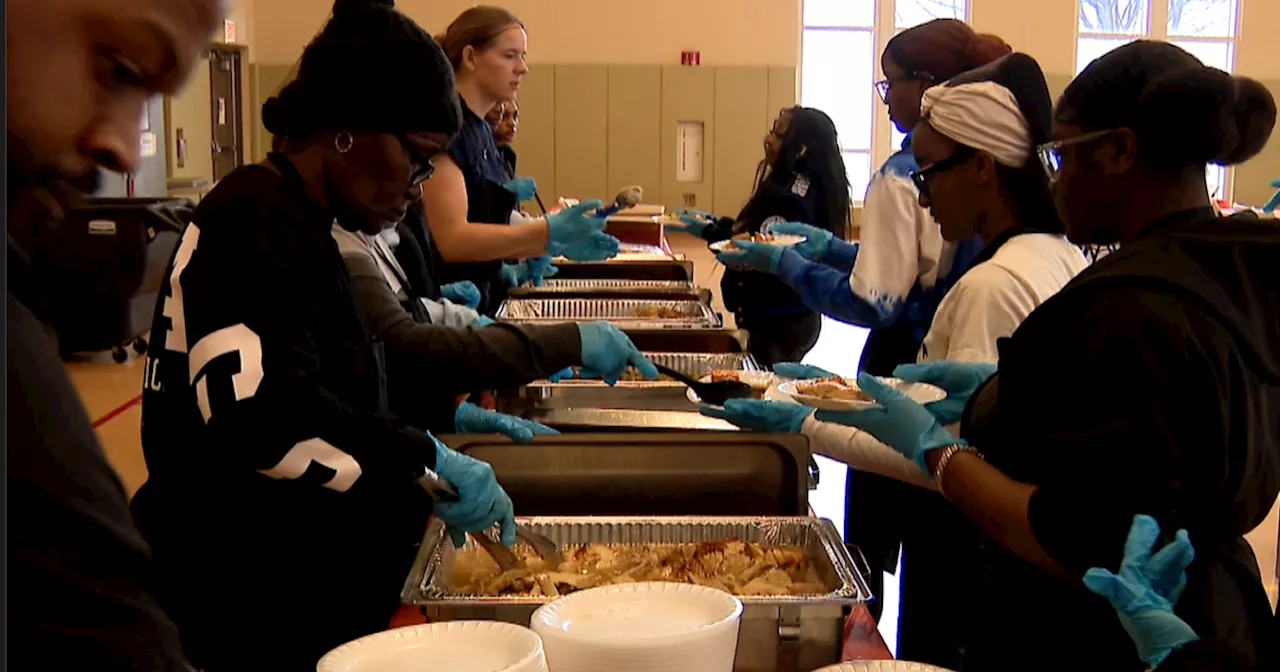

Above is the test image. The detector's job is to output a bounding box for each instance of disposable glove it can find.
[546,200,606,251]
[667,214,713,237]
[526,255,558,286]
[814,373,960,474]
[547,367,575,383]
[552,231,620,262]
[700,399,813,433]
[455,401,559,444]
[503,176,537,202]
[715,240,785,274]
[499,263,525,288]
[440,281,482,310]
[472,315,495,328]
[577,321,658,385]
[772,362,837,380]
[675,208,714,220]
[769,221,833,261]
[429,433,516,548]
[1083,515,1199,669]
[893,361,997,426]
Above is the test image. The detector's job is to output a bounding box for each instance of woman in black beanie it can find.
[131,2,524,670]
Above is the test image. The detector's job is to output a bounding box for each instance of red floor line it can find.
[92,393,143,429]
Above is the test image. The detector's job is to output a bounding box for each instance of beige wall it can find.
[243,0,1279,209]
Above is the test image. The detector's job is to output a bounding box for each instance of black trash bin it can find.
[35,197,193,362]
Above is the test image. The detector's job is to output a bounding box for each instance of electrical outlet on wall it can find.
[683,193,696,207]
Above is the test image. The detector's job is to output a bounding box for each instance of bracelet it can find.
[932,444,983,500]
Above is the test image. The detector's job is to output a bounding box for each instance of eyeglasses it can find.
[398,134,438,186]
[910,147,975,200]
[1035,129,1117,183]
[874,72,930,103]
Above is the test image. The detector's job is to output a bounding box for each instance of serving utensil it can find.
[651,363,754,406]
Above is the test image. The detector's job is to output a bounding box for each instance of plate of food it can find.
[709,232,806,252]
[685,370,786,407]
[777,376,945,412]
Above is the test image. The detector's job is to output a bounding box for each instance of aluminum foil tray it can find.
[402,516,868,606]
[535,278,696,292]
[536,351,759,388]
[496,298,719,329]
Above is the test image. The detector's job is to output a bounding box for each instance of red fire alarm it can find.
[680,50,702,66]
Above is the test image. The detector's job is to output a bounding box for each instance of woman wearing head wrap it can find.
[415,6,617,315]
[826,41,1280,671]
[706,53,1089,667]
[701,18,1012,628]
[131,2,533,669]
[670,106,851,366]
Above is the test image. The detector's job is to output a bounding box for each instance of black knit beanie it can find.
[262,0,461,140]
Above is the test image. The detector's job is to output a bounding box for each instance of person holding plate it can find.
[668,106,850,366]
[793,42,1280,671]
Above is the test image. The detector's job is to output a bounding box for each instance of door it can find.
[209,48,243,181]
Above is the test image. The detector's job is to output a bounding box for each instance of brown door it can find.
[209,48,243,182]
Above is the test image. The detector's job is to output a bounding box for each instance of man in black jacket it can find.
[6,0,221,670]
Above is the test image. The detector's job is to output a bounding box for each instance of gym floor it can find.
[65,230,1279,654]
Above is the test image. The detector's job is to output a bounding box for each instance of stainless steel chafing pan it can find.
[496,298,720,329]
[401,516,871,672]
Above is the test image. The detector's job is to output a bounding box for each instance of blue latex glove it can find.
[440,281,482,309]
[472,315,495,328]
[769,221,834,261]
[667,214,713,237]
[500,263,525,288]
[815,373,961,473]
[553,231,620,262]
[675,208,714,220]
[772,362,836,380]
[1084,515,1199,669]
[577,321,658,385]
[546,200,606,251]
[503,176,537,202]
[701,399,813,433]
[429,433,516,548]
[715,240,784,274]
[547,367,575,383]
[526,255,558,286]
[455,401,559,444]
[893,361,998,426]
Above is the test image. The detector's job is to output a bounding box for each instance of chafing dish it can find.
[507,278,711,303]
[496,298,720,329]
[402,516,870,672]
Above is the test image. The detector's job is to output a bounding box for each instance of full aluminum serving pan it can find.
[507,278,706,301]
[401,516,870,672]
[496,298,720,329]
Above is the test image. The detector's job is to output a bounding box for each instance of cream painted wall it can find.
[250,0,801,67]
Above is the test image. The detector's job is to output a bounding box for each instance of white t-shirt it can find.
[801,232,1089,488]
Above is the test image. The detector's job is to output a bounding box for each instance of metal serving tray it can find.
[507,278,710,303]
[402,516,870,672]
[522,351,758,393]
[496,298,720,329]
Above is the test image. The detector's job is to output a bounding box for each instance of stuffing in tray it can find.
[629,305,686,319]
[449,539,826,598]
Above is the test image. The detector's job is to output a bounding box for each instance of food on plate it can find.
[450,539,826,598]
[796,376,871,402]
[630,305,685,319]
[721,232,785,251]
[709,370,769,399]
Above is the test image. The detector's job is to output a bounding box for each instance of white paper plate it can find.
[317,621,546,672]
[812,662,957,672]
[684,371,783,406]
[708,234,805,252]
[778,377,945,412]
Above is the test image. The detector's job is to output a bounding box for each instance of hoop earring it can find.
[335,132,354,154]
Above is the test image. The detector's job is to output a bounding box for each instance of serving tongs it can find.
[416,467,563,571]
[651,363,754,406]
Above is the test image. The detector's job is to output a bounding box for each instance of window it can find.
[1076,0,1241,198]
[801,0,967,201]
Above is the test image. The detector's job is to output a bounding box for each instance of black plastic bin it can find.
[36,197,193,361]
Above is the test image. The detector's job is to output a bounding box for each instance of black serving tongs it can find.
[651,363,754,406]
[416,467,562,571]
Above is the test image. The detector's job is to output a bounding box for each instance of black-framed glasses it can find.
[398,134,438,186]
[1035,129,1117,183]
[910,147,975,200]
[874,72,930,103]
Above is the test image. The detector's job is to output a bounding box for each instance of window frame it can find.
[1073,0,1243,200]
[800,0,971,204]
